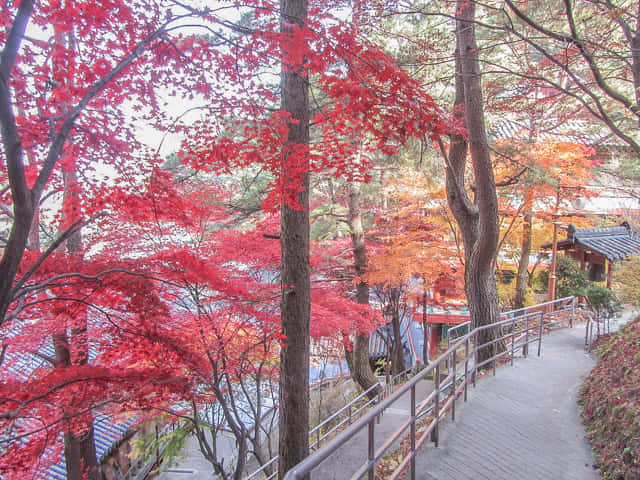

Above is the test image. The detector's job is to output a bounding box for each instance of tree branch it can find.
[12,214,103,296]
[31,25,170,200]
[496,167,527,187]
[0,0,34,211]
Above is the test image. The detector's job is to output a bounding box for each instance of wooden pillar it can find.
[606,260,613,289]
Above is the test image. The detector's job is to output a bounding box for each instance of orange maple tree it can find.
[494,139,598,306]
[359,168,464,372]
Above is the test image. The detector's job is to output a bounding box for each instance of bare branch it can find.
[31,24,170,200]
[12,213,104,296]
[496,167,527,187]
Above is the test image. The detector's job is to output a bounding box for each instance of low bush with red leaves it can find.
[579,318,640,480]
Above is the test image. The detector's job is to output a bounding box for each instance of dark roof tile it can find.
[571,225,640,260]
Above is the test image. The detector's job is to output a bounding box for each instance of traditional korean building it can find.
[543,222,640,287]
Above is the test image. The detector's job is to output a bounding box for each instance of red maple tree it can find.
[1,1,446,478]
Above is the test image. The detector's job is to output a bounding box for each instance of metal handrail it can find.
[445,321,471,351]
[309,382,382,451]
[283,296,577,480]
[245,381,383,480]
[389,364,416,385]
[245,455,278,480]
[445,296,574,346]
[583,297,617,350]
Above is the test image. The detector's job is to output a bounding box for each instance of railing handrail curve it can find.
[283,296,577,480]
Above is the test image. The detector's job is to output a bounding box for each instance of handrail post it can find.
[492,325,497,376]
[570,296,575,328]
[376,386,382,424]
[464,337,469,401]
[452,349,457,422]
[585,312,590,347]
[431,363,440,446]
[510,316,516,366]
[446,332,450,370]
[410,383,416,480]
[537,311,544,357]
[524,314,529,357]
[368,420,375,480]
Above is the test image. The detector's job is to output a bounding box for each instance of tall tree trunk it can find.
[58,165,99,480]
[344,181,379,397]
[62,425,98,480]
[57,316,99,480]
[278,0,310,477]
[445,0,502,366]
[19,140,98,480]
[514,196,533,309]
[53,16,98,475]
[390,299,405,375]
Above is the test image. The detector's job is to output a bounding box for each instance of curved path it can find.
[414,322,601,480]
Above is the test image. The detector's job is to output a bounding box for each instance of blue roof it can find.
[1,328,136,480]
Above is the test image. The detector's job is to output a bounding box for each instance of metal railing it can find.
[245,381,383,480]
[282,296,577,480]
[445,298,576,351]
[444,298,575,369]
[583,298,617,350]
[445,321,470,351]
[309,382,382,452]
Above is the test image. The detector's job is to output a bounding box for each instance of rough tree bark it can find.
[344,181,380,397]
[58,162,99,480]
[389,290,406,375]
[445,0,502,365]
[278,0,311,476]
[514,195,533,309]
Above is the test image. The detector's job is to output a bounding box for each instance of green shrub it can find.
[585,284,620,317]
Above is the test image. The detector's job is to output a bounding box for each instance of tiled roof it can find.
[1,332,136,480]
[44,415,137,480]
[369,316,412,358]
[570,225,640,261]
[490,119,618,146]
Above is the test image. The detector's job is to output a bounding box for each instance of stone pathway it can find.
[413,322,601,480]
[158,311,634,480]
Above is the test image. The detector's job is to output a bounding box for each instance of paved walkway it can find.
[157,313,631,480]
[414,322,601,480]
